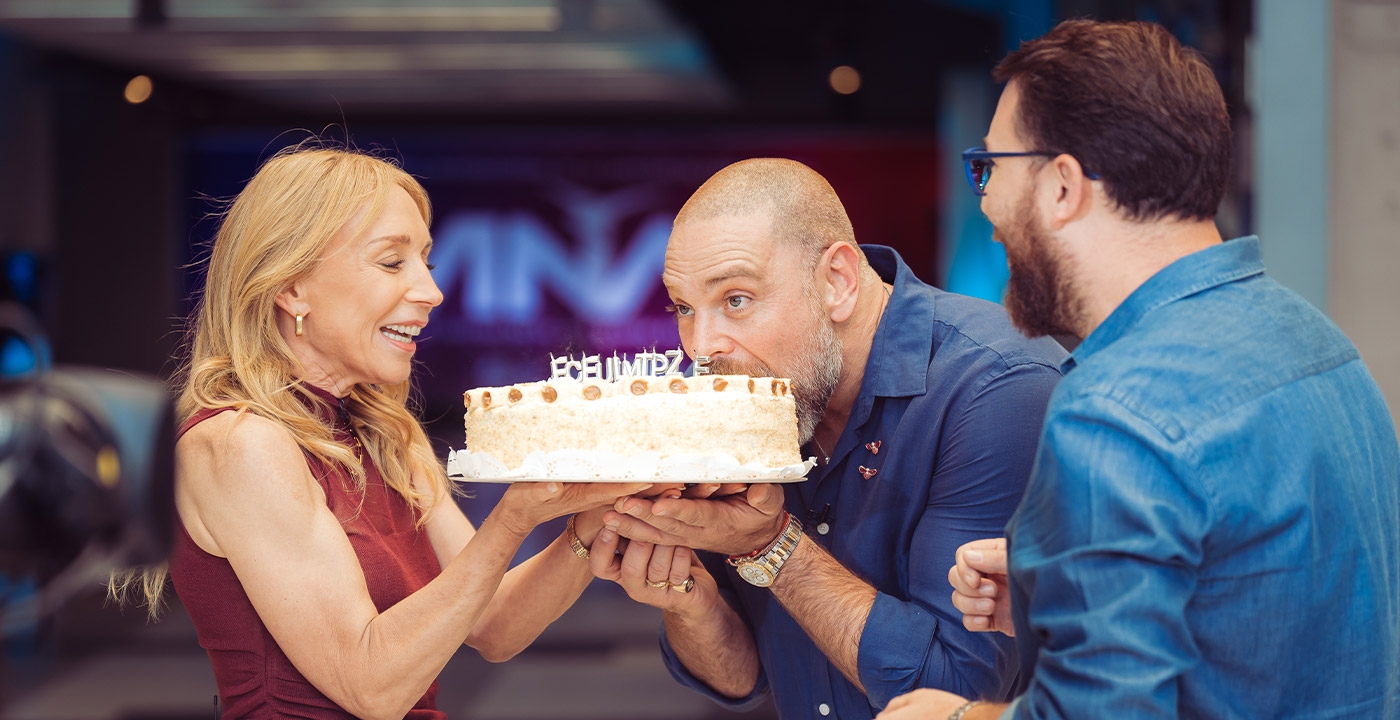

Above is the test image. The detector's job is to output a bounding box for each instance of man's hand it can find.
[601,482,787,556]
[681,482,751,499]
[947,538,1014,636]
[875,688,970,719]
[588,528,714,614]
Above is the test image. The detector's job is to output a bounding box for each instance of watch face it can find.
[737,562,775,587]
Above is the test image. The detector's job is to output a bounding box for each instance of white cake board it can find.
[445,448,815,484]
[452,476,811,484]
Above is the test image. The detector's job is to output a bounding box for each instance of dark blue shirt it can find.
[661,246,1067,718]
[1004,237,1400,719]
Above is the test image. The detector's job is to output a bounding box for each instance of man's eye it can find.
[665,303,693,317]
[726,296,749,309]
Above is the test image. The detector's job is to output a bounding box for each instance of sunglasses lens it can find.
[961,149,1001,196]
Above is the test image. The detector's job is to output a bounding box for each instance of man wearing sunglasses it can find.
[880,18,1400,720]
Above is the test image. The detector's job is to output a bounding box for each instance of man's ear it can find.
[817,241,862,324]
[1043,154,1095,230]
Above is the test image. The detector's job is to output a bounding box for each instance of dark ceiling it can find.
[666,1,1000,122]
[0,0,1003,123]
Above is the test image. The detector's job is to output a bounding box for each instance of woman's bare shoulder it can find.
[181,409,297,457]
[178,411,311,492]
[176,409,328,544]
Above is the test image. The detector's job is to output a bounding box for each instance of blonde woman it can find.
[151,146,648,718]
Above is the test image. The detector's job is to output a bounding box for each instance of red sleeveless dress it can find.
[169,386,446,718]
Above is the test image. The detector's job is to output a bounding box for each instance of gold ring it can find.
[670,577,695,594]
[646,579,671,589]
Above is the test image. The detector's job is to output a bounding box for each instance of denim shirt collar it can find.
[850,246,934,427]
[1067,235,1265,373]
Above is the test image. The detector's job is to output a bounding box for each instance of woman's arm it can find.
[178,412,645,720]
[419,484,687,661]
[415,490,599,662]
[464,513,597,660]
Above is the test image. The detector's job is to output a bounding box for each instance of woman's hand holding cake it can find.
[492,481,655,538]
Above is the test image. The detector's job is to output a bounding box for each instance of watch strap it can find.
[728,513,803,587]
[948,700,984,720]
[727,512,793,566]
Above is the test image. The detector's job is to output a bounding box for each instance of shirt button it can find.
[817,522,830,536]
[818,703,831,716]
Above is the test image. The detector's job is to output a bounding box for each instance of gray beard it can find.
[707,319,842,445]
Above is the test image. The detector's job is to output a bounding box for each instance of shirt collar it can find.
[859,245,933,399]
[1067,235,1265,371]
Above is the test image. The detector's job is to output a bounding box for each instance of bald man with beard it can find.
[585,158,1066,719]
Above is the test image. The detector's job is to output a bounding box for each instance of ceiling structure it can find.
[0,0,732,111]
[0,0,1007,121]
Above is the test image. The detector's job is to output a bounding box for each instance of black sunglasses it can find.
[961,147,1099,196]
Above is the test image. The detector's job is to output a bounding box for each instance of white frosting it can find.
[458,374,808,480]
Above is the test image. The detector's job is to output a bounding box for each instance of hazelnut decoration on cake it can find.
[447,350,815,482]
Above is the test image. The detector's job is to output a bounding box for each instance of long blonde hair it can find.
[111,145,450,615]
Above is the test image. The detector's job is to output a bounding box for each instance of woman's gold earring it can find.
[295,314,304,337]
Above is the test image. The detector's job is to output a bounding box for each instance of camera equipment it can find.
[0,303,175,635]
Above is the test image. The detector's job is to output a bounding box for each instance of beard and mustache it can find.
[998,189,1086,340]
[693,195,1074,446]
[690,197,1076,449]
[705,287,843,445]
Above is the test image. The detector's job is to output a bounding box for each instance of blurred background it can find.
[0,0,1395,718]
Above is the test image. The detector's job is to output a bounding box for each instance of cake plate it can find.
[445,449,815,484]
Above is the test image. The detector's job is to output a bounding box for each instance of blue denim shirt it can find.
[661,246,1067,718]
[1005,237,1400,719]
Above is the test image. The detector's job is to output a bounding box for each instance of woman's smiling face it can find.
[281,184,443,395]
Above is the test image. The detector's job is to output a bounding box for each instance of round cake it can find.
[458,374,806,479]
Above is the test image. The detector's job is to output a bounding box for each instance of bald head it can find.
[674,158,860,268]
